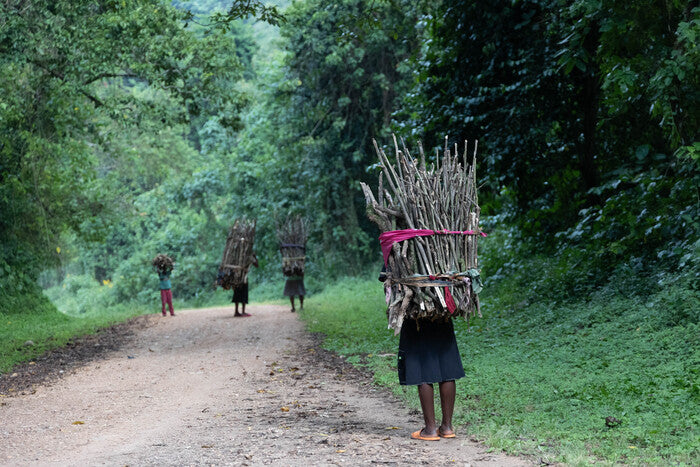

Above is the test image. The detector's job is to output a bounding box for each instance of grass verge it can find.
[0,291,146,375]
[299,275,700,465]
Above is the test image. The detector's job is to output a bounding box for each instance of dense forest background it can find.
[1,0,697,315]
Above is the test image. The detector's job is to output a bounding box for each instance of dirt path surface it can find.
[1,305,531,466]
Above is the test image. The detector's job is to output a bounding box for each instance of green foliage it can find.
[257,0,424,272]
[0,0,244,285]
[405,0,699,282]
[174,0,285,26]
[300,271,700,465]
[0,295,146,375]
[0,262,56,315]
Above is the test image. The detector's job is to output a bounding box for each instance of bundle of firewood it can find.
[277,216,308,277]
[152,254,174,275]
[360,135,485,334]
[216,219,256,290]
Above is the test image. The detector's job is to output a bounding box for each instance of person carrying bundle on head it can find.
[277,216,308,313]
[152,254,175,317]
[363,135,486,442]
[217,218,257,317]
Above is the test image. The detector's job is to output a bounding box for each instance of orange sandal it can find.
[411,430,440,441]
[438,428,456,438]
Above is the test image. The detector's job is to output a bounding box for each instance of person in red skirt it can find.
[158,269,175,316]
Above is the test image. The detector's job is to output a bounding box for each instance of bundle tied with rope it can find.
[216,218,256,290]
[360,135,485,334]
[152,254,174,275]
[277,216,308,277]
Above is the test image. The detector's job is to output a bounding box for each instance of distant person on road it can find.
[283,274,305,312]
[157,269,175,317]
[232,254,259,317]
[379,264,463,441]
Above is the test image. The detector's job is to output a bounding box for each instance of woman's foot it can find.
[290,308,296,313]
[438,425,456,438]
[241,312,252,317]
[410,428,440,441]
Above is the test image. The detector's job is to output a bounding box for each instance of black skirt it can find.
[398,318,465,386]
[232,283,249,304]
[283,278,306,297]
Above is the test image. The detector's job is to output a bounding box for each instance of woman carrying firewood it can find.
[277,216,308,313]
[216,219,258,317]
[363,136,486,441]
[152,254,175,317]
[232,254,258,317]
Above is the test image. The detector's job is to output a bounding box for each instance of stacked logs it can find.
[277,216,308,277]
[360,135,484,334]
[216,219,256,290]
[152,254,174,275]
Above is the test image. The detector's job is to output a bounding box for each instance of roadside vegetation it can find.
[300,249,699,465]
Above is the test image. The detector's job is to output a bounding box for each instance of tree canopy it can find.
[1,0,697,311]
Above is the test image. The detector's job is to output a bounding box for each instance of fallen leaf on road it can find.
[336,450,346,453]
[385,426,399,430]
[72,421,84,425]
[201,445,213,448]
[281,406,290,412]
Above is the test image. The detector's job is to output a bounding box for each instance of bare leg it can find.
[438,380,456,435]
[299,296,304,310]
[417,383,437,436]
[234,302,241,316]
[289,297,295,312]
[167,290,174,316]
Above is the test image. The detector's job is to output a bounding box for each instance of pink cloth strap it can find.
[379,228,487,264]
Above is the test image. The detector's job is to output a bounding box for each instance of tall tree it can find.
[272,0,424,271]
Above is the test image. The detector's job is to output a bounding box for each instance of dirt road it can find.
[0,305,531,466]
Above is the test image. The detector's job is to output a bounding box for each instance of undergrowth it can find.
[0,287,146,375]
[299,254,699,465]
